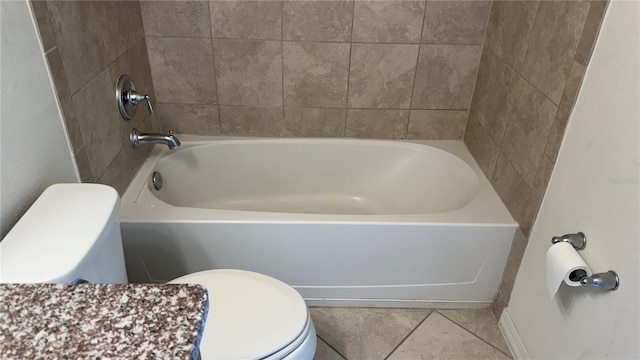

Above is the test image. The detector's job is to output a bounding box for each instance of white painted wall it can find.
[0,0,78,237]
[502,1,639,358]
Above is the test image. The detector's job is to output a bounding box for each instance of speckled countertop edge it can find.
[0,283,209,359]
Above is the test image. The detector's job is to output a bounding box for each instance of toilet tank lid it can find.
[0,184,120,283]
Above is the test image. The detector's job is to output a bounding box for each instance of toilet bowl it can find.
[170,269,316,360]
[0,184,316,359]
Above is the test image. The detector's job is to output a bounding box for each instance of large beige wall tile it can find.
[141,0,210,38]
[484,1,539,70]
[491,153,531,229]
[407,110,467,140]
[423,1,491,45]
[521,1,589,104]
[213,40,282,107]
[284,108,346,137]
[545,61,586,162]
[345,109,408,139]
[352,1,425,43]
[463,118,499,179]
[283,42,350,108]
[467,49,518,144]
[520,155,554,235]
[220,106,283,136]
[157,103,221,135]
[283,1,353,42]
[72,69,124,180]
[147,37,217,105]
[47,1,108,94]
[98,1,145,63]
[412,44,481,109]
[575,1,608,66]
[210,1,281,40]
[45,49,83,153]
[348,44,419,109]
[501,76,557,187]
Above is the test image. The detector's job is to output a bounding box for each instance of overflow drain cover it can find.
[152,171,163,191]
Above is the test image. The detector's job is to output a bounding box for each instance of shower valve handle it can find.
[126,90,154,115]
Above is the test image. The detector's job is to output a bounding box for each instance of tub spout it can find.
[130,128,181,150]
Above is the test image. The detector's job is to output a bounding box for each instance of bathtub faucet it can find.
[130,128,181,150]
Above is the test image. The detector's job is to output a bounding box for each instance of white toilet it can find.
[0,183,316,359]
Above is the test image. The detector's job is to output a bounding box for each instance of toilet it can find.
[0,183,316,359]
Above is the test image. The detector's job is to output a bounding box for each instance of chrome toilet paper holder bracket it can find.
[551,232,587,250]
[551,232,619,291]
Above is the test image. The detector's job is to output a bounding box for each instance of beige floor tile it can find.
[310,307,430,360]
[387,313,511,360]
[438,309,511,355]
[314,337,346,360]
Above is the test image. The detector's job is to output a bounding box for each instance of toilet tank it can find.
[0,184,128,284]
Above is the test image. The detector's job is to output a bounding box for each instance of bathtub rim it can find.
[120,136,516,227]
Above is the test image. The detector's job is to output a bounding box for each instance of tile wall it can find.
[141,0,493,139]
[30,0,159,194]
[461,1,608,317]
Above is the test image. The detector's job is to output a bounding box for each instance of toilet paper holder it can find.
[551,233,619,291]
[551,232,587,250]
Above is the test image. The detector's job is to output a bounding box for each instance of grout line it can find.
[342,108,349,137]
[349,0,356,44]
[317,334,349,360]
[280,0,286,136]
[44,45,57,56]
[402,110,410,139]
[146,35,213,40]
[463,0,494,141]
[343,40,353,137]
[343,0,357,136]
[154,102,470,112]
[382,310,434,360]
[207,1,223,132]
[406,0,429,139]
[145,34,486,47]
[519,0,541,76]
[436,311,513,359]
[73,144,85,157]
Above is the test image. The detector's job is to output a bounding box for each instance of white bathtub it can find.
[120,136,516,308]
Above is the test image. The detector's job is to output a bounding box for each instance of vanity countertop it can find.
[0,283,208,359]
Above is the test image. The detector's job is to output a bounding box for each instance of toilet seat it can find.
[169,269,313,359]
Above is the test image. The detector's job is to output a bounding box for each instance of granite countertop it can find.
[0,283,209,359]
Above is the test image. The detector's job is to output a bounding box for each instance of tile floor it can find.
[310,307,511,360]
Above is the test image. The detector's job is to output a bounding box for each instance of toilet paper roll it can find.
[546,242,592,298]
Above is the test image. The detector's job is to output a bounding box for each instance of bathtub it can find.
[120,136,517,308]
